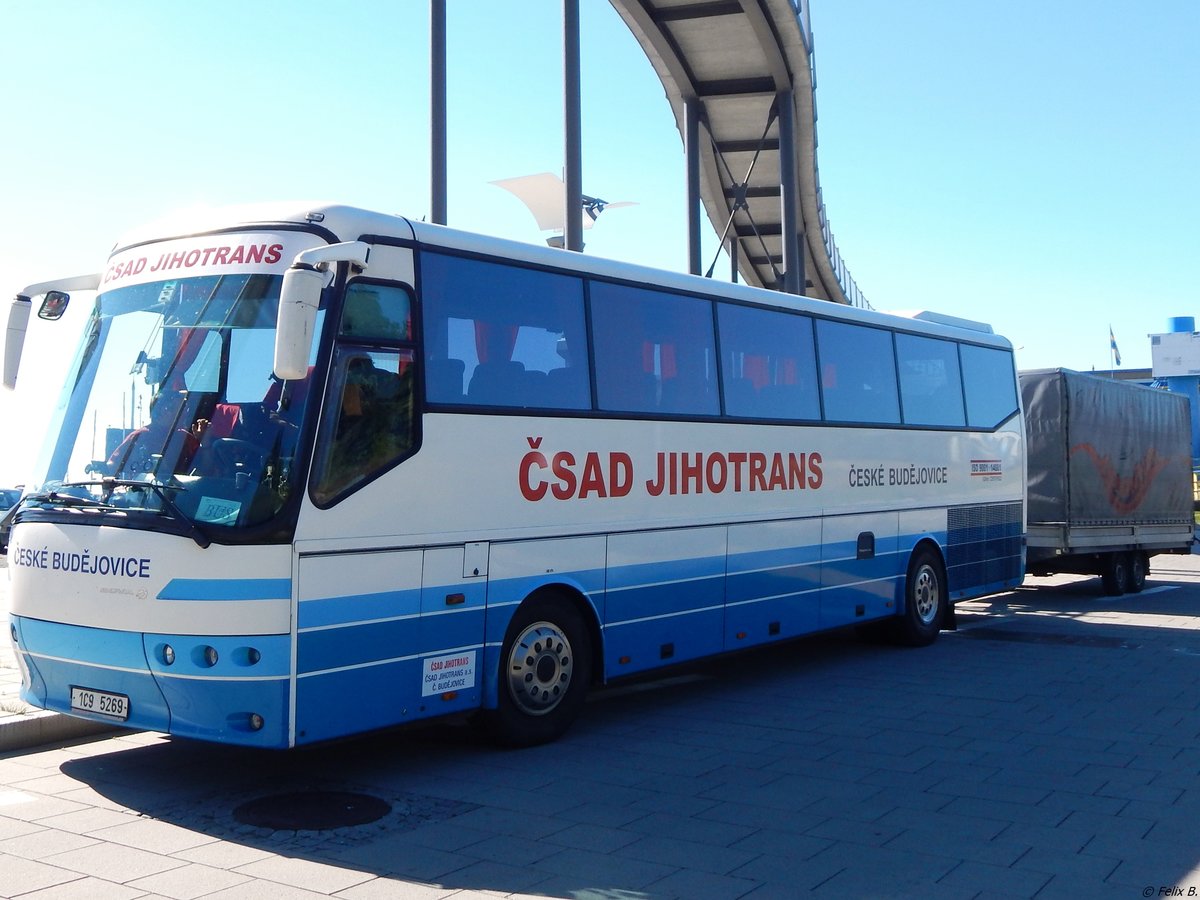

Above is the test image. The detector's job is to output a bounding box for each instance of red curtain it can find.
[744,355,768,389]
[641,342,678,379]
[474,322,518,363]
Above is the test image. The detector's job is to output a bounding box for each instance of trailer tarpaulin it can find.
[1021,369,1192,527]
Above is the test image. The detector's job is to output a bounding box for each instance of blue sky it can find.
[1,0,1197,482]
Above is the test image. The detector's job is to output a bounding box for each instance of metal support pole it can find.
[776,90,803,294]
[685,99,702,276]
[729,236,738,284]
[430,0,448,225]
[563,0,583,253]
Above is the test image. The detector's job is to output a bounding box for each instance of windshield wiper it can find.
[100,478,211,548]
[20,479,211,549]
[24,487,112,509]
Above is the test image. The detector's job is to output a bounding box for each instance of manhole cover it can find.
[233,791,391,831]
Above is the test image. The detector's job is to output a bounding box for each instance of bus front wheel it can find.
[892,549,945,647]
[480,595,592,747]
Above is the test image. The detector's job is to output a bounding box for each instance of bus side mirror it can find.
[274,265,325,380]
[3,273,100,389]
[3,296,32,390]
[274,241,371,381]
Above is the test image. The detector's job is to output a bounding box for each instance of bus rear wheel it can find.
[480,595,592,747]
[891,549,945,647]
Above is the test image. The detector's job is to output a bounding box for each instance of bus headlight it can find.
[162,644,175,666]
[203,646,219,667]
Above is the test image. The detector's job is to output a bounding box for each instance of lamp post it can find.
[430,0,447,225]
[563,0,583,252]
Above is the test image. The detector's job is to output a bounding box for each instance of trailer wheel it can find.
[891,548,945,647]
[1127,552,1148,594]
[1101,553,1129,596]
[479,594,592,747]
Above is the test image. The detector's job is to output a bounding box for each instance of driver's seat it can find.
[208,403,241,439]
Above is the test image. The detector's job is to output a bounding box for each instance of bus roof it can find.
[110,201,1011,349]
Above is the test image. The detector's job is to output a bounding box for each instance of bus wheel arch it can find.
[891,541,947,647]
[479,586,597,747]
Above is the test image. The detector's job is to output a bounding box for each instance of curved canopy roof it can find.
[608,0,866,307]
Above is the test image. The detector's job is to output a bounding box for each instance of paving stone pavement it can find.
[3,552,1200,898]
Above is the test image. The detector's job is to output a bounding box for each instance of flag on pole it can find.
[1109,325,1121,366]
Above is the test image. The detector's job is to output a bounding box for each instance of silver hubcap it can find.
[913,564,940,625]
[506,621,573,716]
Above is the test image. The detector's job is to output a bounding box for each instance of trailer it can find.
[1021,368,1194,594]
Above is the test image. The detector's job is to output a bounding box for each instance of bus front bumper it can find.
[10,616,292,748]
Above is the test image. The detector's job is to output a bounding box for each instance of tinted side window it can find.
[340,282,412,341]
[717,304,820,420]
[960,344,1018,428]
[590,282,719,416]
[816,320,900,424]
[896,333,966,427]
[421,253,590,410]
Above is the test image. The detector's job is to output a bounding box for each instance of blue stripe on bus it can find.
[18,617,151,671]
[822,551,906,588]
[726,564,822,605]
[727,542,822,575]
[606,555,724,591]
[484,568,606,603]
[726,544,823,606]
[298,587,423,630]
[157,578,291,601]
[297,608,484,674]
[289,527,946,646]
[603,574,725,628]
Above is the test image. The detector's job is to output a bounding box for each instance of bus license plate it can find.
[70,686,129,721]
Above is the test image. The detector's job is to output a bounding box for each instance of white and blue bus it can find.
[4,203,1024,748]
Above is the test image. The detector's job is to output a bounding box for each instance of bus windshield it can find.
[32,272,315,532]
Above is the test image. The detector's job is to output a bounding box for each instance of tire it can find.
[479,594,592,747]
[1127,552,1148,594]
[1101,553,1129,596]
[891,548,945,647]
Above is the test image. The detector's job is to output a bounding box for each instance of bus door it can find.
[820,512,901,629]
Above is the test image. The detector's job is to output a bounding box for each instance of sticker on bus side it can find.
[421,651,477,697]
